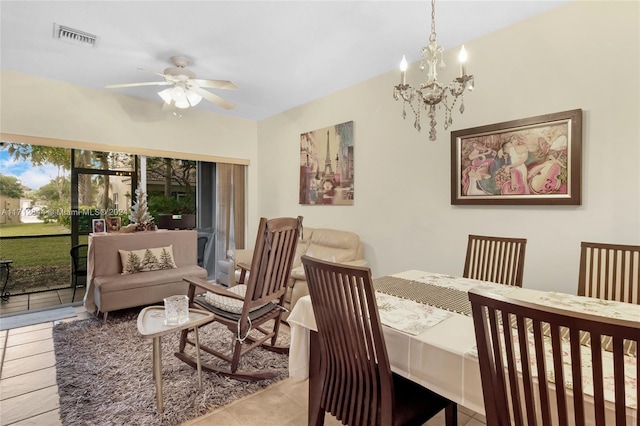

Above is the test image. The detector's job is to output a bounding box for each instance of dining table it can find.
[286,270,639,425]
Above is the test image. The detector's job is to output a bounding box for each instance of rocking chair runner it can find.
[176,216,302,381]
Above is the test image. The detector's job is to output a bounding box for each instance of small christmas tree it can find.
[129,189,155,231]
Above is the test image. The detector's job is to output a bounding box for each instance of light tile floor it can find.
[0,306,486,426]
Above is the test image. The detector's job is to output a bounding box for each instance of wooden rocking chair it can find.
[175,216,302,381]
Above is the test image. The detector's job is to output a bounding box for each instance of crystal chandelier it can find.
[393,0,475,141]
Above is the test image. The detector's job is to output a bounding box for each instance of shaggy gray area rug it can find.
[53,309,289,425]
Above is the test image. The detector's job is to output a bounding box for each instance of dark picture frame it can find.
[451,109,582,205]
[92,218,106,233]
[107,216,121,232]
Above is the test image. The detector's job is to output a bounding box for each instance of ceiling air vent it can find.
[53,24,98,47]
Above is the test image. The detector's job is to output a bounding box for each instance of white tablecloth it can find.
[288,270,640,419]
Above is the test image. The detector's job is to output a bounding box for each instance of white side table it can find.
[137,306,214,413]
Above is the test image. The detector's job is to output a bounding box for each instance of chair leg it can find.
[309,332,326,426]
[72,276,77,302]
[271,317,282,346]
[230,337,243,373]
[311,409,326,426]
[445,403,457,426]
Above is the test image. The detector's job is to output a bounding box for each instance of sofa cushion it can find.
[119,245,177,274]
[290,228,314,269]
[290,266,306,280]
[95,264,206,293]
[306,243,357,264]
[311,228,360,249]
[306,228,361,262]
[204,284,267,314]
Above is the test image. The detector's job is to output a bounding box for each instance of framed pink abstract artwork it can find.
[451,109,582,205]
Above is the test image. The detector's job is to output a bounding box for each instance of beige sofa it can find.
[229,227,366,319]
[84,229,207,320]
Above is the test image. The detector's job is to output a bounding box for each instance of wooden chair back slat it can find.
[470,288,639,426]
[302,256,391,425]
[245,216,301,308]
[464,234,527,287]
[578,242,640,304]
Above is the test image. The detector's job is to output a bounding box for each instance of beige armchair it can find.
[227,227,366,319]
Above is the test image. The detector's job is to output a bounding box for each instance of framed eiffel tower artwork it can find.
[299,121,354,205]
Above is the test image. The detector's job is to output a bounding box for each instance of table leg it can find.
[308,331,325,426]
[194,327,203,390]
[153,337,163,413]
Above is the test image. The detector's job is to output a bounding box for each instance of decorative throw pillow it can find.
[119,245,177,275]
[204,284,267,314]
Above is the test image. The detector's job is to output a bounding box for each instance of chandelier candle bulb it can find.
[459,45,468,77]
[400,55,408,84]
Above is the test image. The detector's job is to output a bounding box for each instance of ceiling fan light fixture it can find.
[174,99,190,109]
[170,85,187,102]
[158,85,200,108]
[158,88,173,104]
[186,90,203,107]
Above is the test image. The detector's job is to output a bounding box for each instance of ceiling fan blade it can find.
[137,68,169,79]
[191,87,235,110]
[191,79,238,90]
[105,81,172,89]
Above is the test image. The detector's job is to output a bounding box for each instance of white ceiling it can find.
[1,1,568,121]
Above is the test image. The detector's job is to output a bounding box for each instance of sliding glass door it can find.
[70,149,137,247]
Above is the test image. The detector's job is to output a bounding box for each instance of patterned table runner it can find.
[373,275,473,316]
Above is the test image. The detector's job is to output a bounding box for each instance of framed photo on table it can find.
[92,219,106,234]
[107,217,121,232]
[451,109,582,205]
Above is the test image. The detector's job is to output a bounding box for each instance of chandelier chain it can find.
[429,0,437,43]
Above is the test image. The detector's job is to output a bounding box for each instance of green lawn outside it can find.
[0,223,87,266]
[0,223,89,293]
[0,222,70,237]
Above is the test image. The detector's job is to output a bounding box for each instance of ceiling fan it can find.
[105,56,237,110]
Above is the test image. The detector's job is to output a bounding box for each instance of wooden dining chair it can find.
[176,216,302,381]
[301,255,457,426]
[469,288,639,426]
[578,241,640,304]
[463,234,527,287]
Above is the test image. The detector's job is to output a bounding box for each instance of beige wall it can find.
[257,1,640,295]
